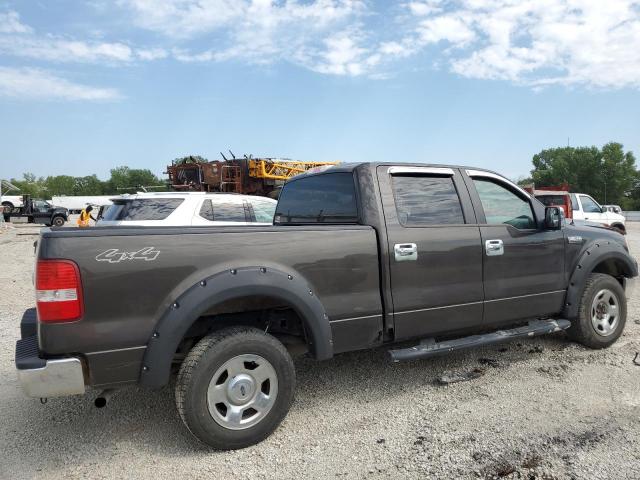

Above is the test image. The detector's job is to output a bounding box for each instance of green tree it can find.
[107,166,162,193]
[9,173,47,198]
[73,175,105,195]
[44,175,76,196]
[530,143,636,205]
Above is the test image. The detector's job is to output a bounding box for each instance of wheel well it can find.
[175,295,309,362]
[611,223,626,232]
[592,257,631,285]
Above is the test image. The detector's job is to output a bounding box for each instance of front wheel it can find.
[175,326,296,449]
[568,273,627,348]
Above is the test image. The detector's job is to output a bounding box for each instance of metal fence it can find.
[624,212,640,221]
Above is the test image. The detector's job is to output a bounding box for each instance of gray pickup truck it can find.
[15,163,638,449]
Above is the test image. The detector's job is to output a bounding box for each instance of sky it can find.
[1,0,639,183]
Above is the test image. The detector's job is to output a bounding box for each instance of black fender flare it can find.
[139,266,333,388]
[563,240,637,319]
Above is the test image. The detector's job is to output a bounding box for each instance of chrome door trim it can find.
[466,169,531,198]
[484,290,566,303]
[394,300,484,315]
[388,166,455,176]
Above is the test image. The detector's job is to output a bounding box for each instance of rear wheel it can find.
[175,326,295,449]
[568,273,626,348]
[2,202,13,214]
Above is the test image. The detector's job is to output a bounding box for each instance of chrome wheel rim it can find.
[207,354,278,430]
[591,289,619,337]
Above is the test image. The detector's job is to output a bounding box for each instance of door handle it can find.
[394,243,418,262]
[485,239,504,256]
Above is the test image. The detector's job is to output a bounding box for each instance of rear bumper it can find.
[15,309,85,398]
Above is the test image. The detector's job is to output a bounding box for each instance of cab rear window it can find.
[274,173,358,224]
[101,199,184,221]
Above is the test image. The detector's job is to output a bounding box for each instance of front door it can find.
[378,166,484,341]
[578,194,606,222]
[465,171,565,327]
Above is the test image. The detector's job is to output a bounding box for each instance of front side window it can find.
[199,199,247,222]
[579,195,602,213]
[249,199,276,223]
[101,198,184,221]
[275,173,358,224]
[570,194,579,211]
[473,179,536,229]
[392,175,464,226]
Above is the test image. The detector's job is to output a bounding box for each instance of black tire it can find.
[51,216,65,227]
[2,202,13,214]
[567,273,626,348]
[175,326,295,450]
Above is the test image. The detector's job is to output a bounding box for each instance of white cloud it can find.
[0,10,32,34]
[0,36,134,63]
[2,1,640,88]
[310,32,368,75]
[402,0,640,89]
[120,0,365,38]
[136,47,168,60]
[0,67,122,100]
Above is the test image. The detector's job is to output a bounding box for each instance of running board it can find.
[388,319,571,363]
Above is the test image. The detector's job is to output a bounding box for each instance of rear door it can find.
[378,166,484,340]
[464,170,565,327]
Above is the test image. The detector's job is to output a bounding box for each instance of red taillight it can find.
[36,260,83,323]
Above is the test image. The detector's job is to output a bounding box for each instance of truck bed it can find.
[37,224,383,386]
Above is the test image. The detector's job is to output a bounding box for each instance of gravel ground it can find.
[1,221,639,480]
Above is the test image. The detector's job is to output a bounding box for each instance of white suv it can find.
[96,192,276,227]
[571,193,626,233]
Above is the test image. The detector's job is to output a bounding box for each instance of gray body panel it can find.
[31,162,638,388]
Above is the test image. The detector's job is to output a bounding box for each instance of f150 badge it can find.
[96,247,160,263]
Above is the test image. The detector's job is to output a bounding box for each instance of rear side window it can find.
[392,175,464,225]
[249,199,276,223]
[199,199,247,222]
[275,173,358,224]
[101,199,183,221]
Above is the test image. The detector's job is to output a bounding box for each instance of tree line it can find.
[519,142,639,210]
[5,145,639,209]
[5,167,162,198]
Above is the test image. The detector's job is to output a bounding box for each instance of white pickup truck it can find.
[570,193,626,233]
[1,195,24,213]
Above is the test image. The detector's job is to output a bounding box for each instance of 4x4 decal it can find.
[96,247,160,263]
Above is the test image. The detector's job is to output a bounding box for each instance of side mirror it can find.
[545,207,562,230]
